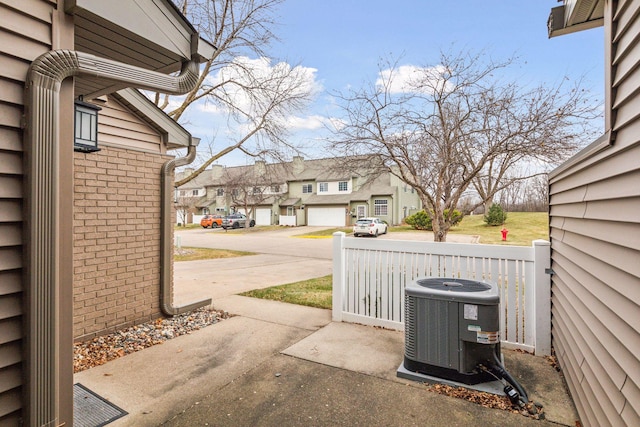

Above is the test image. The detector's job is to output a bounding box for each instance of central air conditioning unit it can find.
[400,277,501,385]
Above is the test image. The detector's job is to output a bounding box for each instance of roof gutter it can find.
[160,142,212,315]
[24,49,200,426]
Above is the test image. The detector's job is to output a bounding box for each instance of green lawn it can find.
[239,275,332,309]
[449,211,548,245]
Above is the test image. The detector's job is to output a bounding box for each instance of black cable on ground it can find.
[490,353,529,404]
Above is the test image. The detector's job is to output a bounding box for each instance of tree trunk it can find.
[432,229,448,242]
[431,217,448,242]
[484,197,494,214]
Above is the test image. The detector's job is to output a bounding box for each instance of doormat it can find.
[73,383,128,427]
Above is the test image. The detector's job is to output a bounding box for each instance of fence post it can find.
[332,232,345,322]
[533,240,551,355]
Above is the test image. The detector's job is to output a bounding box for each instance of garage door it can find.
[255,208,271,225]
[307,207,346,226]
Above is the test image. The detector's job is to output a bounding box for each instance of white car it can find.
[353,218,388,237]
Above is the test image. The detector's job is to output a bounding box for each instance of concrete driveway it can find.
[174,225,478,258]
[173,227,337,307]
[175,226,336,259]
[173,226,479,307]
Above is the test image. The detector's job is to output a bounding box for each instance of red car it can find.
[200,214,223,228]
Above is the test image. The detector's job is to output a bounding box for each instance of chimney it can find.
[177,167,194,181]
[254,160,266,176]
[211,164,223,179]
[292,156,304,175]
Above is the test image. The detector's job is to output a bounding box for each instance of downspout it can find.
[24,49,199,427]
[160,142,212,315]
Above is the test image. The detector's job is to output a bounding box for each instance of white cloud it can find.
[376,64,451,95]
[202,56,322,115]
[285,114,332,130]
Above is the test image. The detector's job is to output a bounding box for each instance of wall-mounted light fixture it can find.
[74,96,101,152]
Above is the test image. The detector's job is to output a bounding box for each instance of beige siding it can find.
[73,142,168,340]
[0,0,56,423]
[98,95,165,153]
[549,2,640,426]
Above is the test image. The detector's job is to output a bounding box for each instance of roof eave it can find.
[66,0,215,98]
[547,2,604,38]
[113,88,193,148]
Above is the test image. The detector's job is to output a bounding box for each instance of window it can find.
[302,184,312,194]
[287,206,295,216]
[232,189,239,196]
[217,188,224,196]
[318,182,328,193]
[253,186,260,194]
[338,181,348,192]
[192,189,200,196]
[271,185,280,193]
[374,199,388,216]
[179,190,186,197]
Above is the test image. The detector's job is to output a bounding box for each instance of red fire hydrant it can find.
[501,227,508,241]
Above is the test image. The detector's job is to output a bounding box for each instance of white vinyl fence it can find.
[279,215,296,226]
[332,232,551,355]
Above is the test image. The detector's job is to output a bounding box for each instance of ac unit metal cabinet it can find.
[403,278,500,385]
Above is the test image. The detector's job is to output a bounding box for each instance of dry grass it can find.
[174,247,255,261]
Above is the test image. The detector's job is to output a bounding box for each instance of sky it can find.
[182,0,605,167]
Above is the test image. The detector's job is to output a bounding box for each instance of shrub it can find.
[484,203,507,226]
[405,210,431,230]
[405,209,463,231]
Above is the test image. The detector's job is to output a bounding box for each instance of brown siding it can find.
[0,0,56,423]
[97,95,165,152]
[73,139,169,340]
[549,2,640,426]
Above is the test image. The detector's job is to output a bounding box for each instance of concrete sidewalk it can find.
[74,237,579,426]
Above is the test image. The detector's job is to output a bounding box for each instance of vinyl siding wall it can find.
[97,95,166,153]
[549,1,640,426]
[73,96,168,340]
[0,0,55,423]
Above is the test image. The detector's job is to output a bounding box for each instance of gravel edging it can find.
[73,307,231,373]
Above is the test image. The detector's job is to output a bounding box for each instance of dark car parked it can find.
[221,213,256,229]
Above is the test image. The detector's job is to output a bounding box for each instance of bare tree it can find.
[331,50,601,241]
[219,162,282,227]
[162,0,316,186]
[175,194,200,226]
[493,173,550,212]
[495,178,522,211]
[525,174,549,211]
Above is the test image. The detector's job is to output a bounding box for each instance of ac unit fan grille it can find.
[405,296,416,358]
[415,278,491,292]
